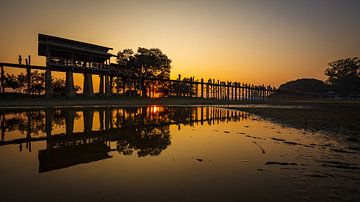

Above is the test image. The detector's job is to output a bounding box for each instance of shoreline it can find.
[0,95,359,108]
[0,96,260,108]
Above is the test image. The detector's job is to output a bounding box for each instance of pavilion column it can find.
[45,69,52,97]
[105,75,111,96]
[99,75,104,95]
[65,71,75,97]
[200,78,204,98]
[83,73,94,97]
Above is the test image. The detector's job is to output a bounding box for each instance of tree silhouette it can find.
[117,47,172,97]
[279,78,328,94]
[3,73,24,93]
[52,77,81,96]
[325,57,360,96]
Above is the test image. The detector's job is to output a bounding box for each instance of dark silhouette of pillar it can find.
[99,109,104,130]
[201,78,204,98]
[83,73,94,97]
[105,75,111,96]
[45,108,53,142]
[45,54,52,97]
[65,109,75,135]
[65,71,75,97]
[99,75,104,95]
[83,109,93,133]
[0,65,4,93]
[105,109,111,130]
[26,57,31,95]
[45,69,52,97]
[235,83,238,101]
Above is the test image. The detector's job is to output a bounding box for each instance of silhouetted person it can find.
[18,55,22,64]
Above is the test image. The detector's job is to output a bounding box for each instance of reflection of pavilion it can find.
[38,142,112,173]
[0,106,249,173]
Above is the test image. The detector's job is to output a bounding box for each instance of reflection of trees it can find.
[0,110,80,135]
[0,106,253,173]
[1,106,249,157]
[116,125,170,157]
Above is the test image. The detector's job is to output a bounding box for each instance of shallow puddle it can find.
[0,106,359,201]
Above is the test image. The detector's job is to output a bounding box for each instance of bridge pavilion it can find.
[38,33,116,97]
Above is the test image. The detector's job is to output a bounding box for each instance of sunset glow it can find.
[1,0,359,88]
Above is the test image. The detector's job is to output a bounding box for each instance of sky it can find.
[0,0,359,87]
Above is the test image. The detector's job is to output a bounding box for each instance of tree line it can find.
[2,71,81,96]
[279,57,359,97]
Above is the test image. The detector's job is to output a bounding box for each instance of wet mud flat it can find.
[226,101,360,143]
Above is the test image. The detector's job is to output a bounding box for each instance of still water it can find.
[0,106,359,201]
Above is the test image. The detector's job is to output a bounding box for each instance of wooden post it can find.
[0,65,4,93]
[26,56,31,95]
[206,79,210,99]
[110,75,113,95]
[226,82,229,100]
[45,49,52,97]
[217,80,219,100]
[99,75,104,95]
[105,75,111,96]
[65,70,75,97]
[169,80,172,97]
[235,82,238,101]
[83,73,94,97]
[201,78,204,98]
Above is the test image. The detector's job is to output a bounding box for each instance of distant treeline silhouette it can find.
[279,57,359,97]
[2,71,81,95]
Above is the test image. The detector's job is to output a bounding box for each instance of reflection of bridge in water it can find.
[0,106,249,173]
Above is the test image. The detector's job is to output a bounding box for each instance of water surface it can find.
[0,106,359,201]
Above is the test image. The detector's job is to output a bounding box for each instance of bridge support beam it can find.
[105,75,111,96]
[45,70,52,97]
[0,65,4,93]
[99,75,104,95]
[65,71,75,97]
[83,73,94,97]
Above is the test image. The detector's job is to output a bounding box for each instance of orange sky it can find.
[0,0,359,88]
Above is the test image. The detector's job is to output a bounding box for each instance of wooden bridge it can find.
[0,33,288,101]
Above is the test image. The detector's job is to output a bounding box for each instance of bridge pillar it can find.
[83,73,94,97]
[0,65,4,93]
[105,75,111,96]
[99,75,104,95]
[45,70,52,97]
[65,71,75,97]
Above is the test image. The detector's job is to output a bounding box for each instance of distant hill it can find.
[278,78,328,94]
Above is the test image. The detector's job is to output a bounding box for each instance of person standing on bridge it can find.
[18,55,22,64]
